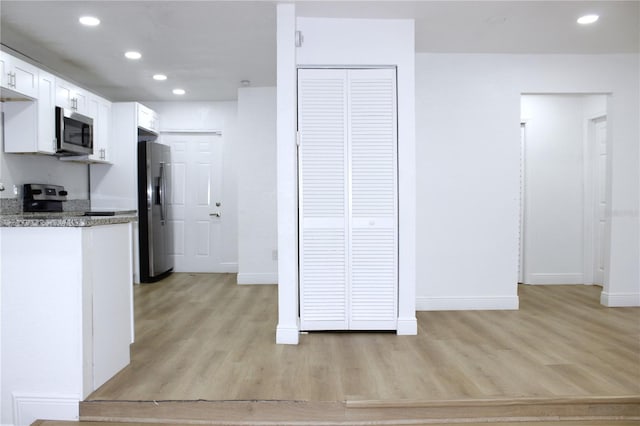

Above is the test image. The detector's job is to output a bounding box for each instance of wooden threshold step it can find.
[79,396,640,425]
[34,421,640,426]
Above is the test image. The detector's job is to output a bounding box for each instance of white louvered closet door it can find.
[298,68,398,331]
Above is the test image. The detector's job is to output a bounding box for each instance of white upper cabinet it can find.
[1,52,112,161]
[56,78,89,115]
[137,103,159,133]
[87,94,112,163]
[3,70,57,154]
[0,51,39,99]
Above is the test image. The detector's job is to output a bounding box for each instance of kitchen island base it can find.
[1,222,134,426]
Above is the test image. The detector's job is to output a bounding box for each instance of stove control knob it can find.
[59,190,68,196]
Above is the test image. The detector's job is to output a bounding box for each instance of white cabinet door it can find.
[137,103,159,133]
[37,70,57,154]
[89,224,132,389]
[55,78,74,108]
[55,78,88,114]
[298,68,398,331]
[3,66,54,154]
[87,94,112,163]
[0,51,39,99]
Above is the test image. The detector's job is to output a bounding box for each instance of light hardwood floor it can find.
[88,274,639,403]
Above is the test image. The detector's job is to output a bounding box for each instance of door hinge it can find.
[295,31,304,47]
[296,131,300,147]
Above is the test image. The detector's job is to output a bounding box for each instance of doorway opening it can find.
[519,94,610,293]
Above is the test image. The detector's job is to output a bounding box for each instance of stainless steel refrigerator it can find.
[137,137,174,282]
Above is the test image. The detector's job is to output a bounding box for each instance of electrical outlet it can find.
[272,249,278,261]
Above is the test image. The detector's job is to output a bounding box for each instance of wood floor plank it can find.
[88,277,640,404]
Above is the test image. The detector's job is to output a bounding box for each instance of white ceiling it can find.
[1,1,638,102]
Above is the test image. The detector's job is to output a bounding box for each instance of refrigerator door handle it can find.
[158,162,166,222]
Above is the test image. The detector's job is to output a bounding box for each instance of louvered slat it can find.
[298,69,348,330]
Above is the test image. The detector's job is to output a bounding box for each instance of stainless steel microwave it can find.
[55,106,93,156]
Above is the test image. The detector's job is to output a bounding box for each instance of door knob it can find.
[210,212,221,217]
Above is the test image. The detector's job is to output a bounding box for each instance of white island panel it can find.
[0,222,133,426]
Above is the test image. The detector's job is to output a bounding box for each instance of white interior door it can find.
[593,117,608,284]
[348,69,398,330]
[298,68,398,331]
[162,132,225,272]
[298,69,349,330]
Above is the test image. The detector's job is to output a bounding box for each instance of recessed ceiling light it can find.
[172,88,186,95]
[79,16,100,26]
[124,51,142,60]
[577,14,599,25]
[153,74,167,81]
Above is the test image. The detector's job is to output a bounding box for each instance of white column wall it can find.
[236,87,278,284]
[275,3,300,344]
[415,53,639,310]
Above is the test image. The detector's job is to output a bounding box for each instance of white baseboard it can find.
[276,322,300,344]
[525,273,584,285]
[173,263,238,274]
[237,272,277,285]
[416,296,519,311]
[396,317,418,335]
[220,262,239,273]
[12,393,79,426]
[600,291,640,307]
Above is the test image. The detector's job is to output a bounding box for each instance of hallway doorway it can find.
[519,94,609,287]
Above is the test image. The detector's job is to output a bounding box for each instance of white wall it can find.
[280,17,417,337]
[415,53,639,309]
[520,95,605,285]
[0,105,88,203]
[146,101,239,270]
[236,88,278,284]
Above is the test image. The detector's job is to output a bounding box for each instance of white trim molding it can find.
[12,393,79,426]
[159,129,222,135]
[219,262,239,273]
[237,273,277,285]
[417,296,519,311]
[276,320,300,345]
[525,273,585,285]
[396,316,418,335]
[600,291,640,307]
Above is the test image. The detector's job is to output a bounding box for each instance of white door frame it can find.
[518,122,527,284]
[582,113,609,286]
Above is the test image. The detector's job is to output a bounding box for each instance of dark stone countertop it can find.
[0,211,137,227]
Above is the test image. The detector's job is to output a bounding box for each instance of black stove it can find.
[23,184,68,212]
